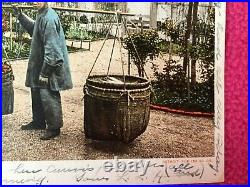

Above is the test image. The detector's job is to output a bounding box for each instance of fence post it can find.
[150,2,158,29]
[128,52,131,75]
[139,16,143,33]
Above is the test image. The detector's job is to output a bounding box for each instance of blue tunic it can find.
[19,7,73,91]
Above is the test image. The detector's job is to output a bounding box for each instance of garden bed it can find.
[2,37,88,61]
[151,77,214,113]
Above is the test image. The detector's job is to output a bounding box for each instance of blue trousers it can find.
[31,88,63,130]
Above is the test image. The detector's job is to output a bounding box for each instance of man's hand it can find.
[39,75,49,86]
[12,4,21,17]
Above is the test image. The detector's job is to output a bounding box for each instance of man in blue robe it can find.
[13,2,73,140]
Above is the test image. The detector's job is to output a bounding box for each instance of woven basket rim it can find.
[86,75,150,89]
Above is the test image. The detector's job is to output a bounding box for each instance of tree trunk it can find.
[169,3,173,61]
[137,65,142,77]
[183,2,193,75]
[191,2,199,85]
[136,64,145,78]
[141,65,145,78]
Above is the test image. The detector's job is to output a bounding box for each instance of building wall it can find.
[127,2,151,17]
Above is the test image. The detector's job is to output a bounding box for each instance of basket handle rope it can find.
[106,23,119,77]
[87,16,115,79]
[115,12,126,91]
[87,12,127,91]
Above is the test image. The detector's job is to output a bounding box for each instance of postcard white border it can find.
[2,2,226,185]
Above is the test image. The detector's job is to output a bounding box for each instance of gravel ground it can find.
[2,40,214,161]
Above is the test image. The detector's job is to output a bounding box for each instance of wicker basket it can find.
[2,79,14,115]
[84,75,151,143]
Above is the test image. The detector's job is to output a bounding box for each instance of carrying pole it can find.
[2,5,135,16]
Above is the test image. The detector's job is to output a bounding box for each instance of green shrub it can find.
[123,30,160,77]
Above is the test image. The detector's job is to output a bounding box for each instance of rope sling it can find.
[83,13,151,143]
[85,12,151,107]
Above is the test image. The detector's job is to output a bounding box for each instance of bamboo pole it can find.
[158,2,214,8]
[2,5,135,16]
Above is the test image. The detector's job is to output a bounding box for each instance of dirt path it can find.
[2,40,214,161]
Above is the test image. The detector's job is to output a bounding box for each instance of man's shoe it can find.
[40,129,60,140]
[21,121,46,130]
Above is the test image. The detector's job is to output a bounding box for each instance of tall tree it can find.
[183,2,193,75]
[191,2,199,85]
[168,3,174,60]
[183,2,193,102]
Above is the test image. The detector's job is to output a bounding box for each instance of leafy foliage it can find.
[195,8,215,82]
[66,23,108,41]
[57,11,75,35]
[152,7,215,112]
[123,30,160,77]
[152,59,214,112]
[2,37,31,60]
[158,18,185,44]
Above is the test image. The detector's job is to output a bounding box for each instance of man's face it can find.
[33,2,46,10]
